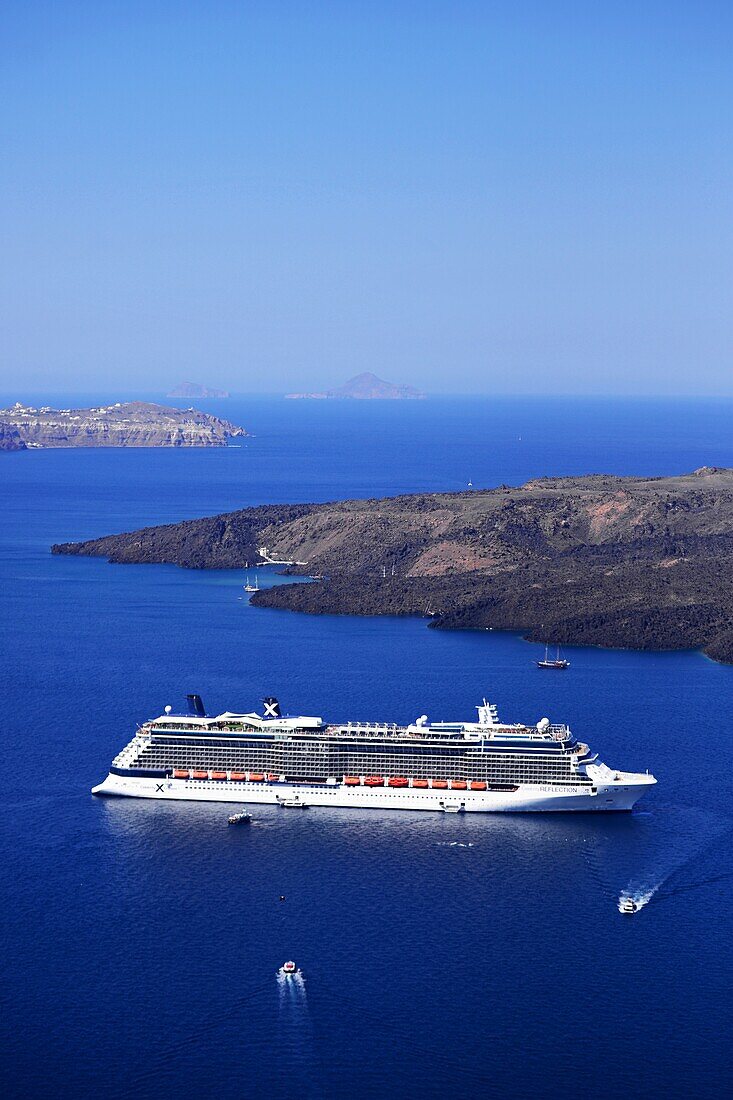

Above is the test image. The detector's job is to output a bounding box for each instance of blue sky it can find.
[1,1,732,395]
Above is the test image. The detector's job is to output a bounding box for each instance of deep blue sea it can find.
[2,396,733,1099]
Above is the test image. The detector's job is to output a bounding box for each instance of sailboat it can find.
[537,644,569,670]
[243,573,259,593]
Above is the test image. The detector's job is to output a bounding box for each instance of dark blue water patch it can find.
[2,397,733,1098]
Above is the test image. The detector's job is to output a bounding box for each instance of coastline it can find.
[52,467,733,664]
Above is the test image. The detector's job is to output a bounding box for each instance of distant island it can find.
[286,371,425,400]
[167,382,230,399]
[52,466,733,663]
[1,401,246,448]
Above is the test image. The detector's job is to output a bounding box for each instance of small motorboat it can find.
[279,797,307,808]
[618,896,638,914]
[227,811,251,826]
[280,960,299,976]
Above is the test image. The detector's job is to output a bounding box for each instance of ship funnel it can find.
[186,693,206,717]
[263,696,281,718]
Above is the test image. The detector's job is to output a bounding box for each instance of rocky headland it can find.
[1,401,245,447]
[51,467,733,663]
[0,422,27,451]
[286,371,425,400]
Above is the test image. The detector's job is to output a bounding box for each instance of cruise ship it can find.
[92,694,656,812]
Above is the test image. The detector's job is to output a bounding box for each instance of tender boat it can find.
[227,810,251,826]
[618,896,638,914]
[280,960,299,976]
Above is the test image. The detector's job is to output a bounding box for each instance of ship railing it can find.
[325,723,404,739]
[322,725,471,742]
[342,722,401,731]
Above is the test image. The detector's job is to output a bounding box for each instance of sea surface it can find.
[2,396,733,1099]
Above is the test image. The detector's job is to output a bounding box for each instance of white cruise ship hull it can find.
[92,771,653,812]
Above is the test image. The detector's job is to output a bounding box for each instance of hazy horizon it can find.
[7,387,733,405]
[2,2,732,396]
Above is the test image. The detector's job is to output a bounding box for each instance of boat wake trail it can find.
[276,971,322,1098]
[582,806,733,915]
[277,969,308,1005]
[618,882,661,913]
[652,822,733,903]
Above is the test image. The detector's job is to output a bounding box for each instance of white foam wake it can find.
[618,883,661,913]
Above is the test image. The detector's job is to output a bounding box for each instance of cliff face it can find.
[51,467,733,662]
[0,401,245,447]
[0,423,26,451]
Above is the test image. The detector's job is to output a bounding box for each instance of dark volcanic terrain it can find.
[52,468,733,662]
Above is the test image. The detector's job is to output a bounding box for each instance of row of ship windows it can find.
[136,750,576,767]
[133,759,579,781]
[136,753,574,769]
[146,737,576,757]
[136,748,574,765]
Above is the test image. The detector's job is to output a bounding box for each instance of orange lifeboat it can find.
[268,773,280,782]
[192,770,208,780]
[231,772,247,781]
[211,771,227,780]
[249,773,265,782]
[173,769,189,779]
[344,776,361,786]
[388,777,409,787]
[431,779,448,789]
[411,779,429,788]
[364,776,384,787]
[470,780,487,791]
[451,780,467,790]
